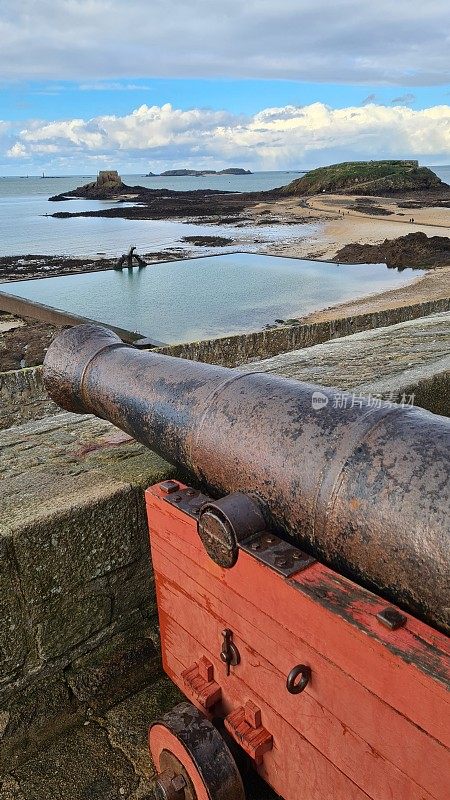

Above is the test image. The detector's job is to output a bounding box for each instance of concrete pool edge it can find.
[0,290,167,347]
[155,297,450,365]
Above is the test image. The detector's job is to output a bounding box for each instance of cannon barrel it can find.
[43,324,450,633]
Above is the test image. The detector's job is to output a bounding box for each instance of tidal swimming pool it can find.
[3,253,422,344]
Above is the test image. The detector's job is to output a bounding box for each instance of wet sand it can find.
[248,195,450,261]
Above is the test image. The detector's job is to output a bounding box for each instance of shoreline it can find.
[1,191,448,372]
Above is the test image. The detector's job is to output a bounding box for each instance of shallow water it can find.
[4,252,423,344]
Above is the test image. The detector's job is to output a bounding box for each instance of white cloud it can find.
[7,142,27,158]
[78,82,155,92]
[5,102,450,170]
[0,1,448,85]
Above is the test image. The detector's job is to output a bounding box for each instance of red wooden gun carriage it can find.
[44,325,450,800]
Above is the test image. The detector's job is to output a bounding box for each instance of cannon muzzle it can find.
[43,324,450,633]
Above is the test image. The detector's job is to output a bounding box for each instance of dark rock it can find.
[181,235,233,247]
[335,232,450,268]
[159,167,251,176]
[49,170,125,201]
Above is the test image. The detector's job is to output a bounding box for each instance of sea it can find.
[1,167,448,258]
[0,171,310,257]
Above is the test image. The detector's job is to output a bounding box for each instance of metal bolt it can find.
[275,555,290,567]
[171,774,187,796]
[251,541,262,551]
[155,771,186,800]
[376,606,407,630]
[159,480,179,494]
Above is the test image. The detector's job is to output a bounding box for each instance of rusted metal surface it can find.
[220,629,241,676]
[198,493,266,568]
[286,665,311,695]
[240,531,316,577]
[164,486,211,519]
[43,324,450,633]
[376,607,408,631]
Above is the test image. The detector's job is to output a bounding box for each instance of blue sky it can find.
[2,79,449,122]
[1,1,449,174]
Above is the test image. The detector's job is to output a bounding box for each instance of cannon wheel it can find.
[149,702,246,800]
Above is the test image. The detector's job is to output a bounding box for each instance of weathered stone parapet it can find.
[248,311,450,417]
[157,297,450,367]
[0,413,175,769]
[0,367,59,430]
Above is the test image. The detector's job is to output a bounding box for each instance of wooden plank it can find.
[161,615,372,800]
[291,563,450,677]
[153,546,444,800]
[146,488,450,747]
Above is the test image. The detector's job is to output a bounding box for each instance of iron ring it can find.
[286,664,311,694]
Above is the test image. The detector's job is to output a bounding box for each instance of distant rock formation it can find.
[278,160,448,196]
[159,168,252,176]
[219,168,252,175]
[49,170,125,201]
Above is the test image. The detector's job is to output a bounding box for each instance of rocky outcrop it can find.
[49,170,125,201]
[336,232,450,268]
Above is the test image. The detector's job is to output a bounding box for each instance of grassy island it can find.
[280,160,447,196]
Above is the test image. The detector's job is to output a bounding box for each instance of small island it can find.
[149,168,252,177]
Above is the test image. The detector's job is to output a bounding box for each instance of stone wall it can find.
[0,413,175,770]
[0,367,59,429]
[158,298,450,366]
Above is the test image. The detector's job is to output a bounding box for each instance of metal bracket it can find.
[161,483,211,519]
[161,483,316,577]
[240,531,316,577]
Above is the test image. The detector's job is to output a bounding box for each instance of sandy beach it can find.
[248,195,450,261]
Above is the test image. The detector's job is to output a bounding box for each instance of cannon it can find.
[44,324,449,800]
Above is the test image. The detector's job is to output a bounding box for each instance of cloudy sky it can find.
[1,0,449,174]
